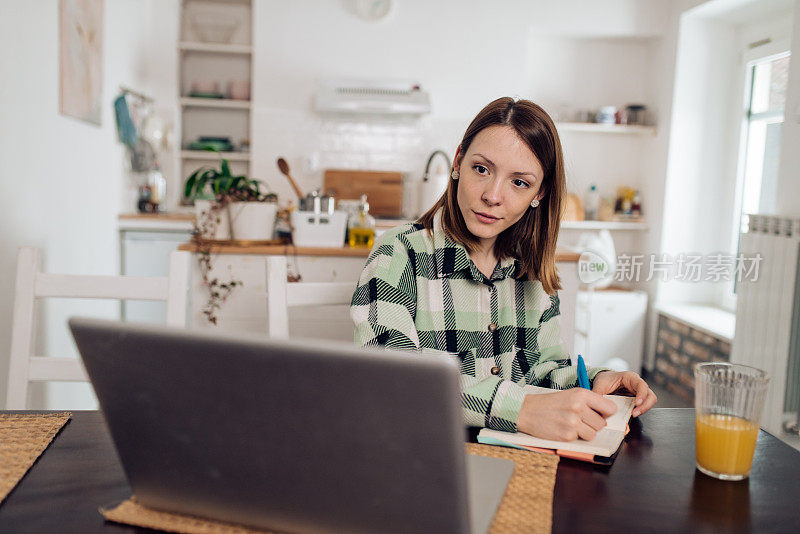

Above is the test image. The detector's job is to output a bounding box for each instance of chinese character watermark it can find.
[607,253,762,283]
[579,252,763,284]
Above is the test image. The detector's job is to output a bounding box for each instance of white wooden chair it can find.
[5,247,191,409]
[265,256,357,340]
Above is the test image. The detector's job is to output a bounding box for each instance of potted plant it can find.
[183,152,279,324]
[184,153,278,241]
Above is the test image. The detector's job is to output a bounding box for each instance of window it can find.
[728,46,790,306]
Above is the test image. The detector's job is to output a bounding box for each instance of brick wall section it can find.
[652,314,731,406]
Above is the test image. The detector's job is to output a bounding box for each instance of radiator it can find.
[732,214,800,435]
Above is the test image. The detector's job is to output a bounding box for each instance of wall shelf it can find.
[561,221,649,231]
[178,41,252,55]
[180,97,251,110]
[178,0,253,205]
[556,122,656,135]
[181,150,251,162]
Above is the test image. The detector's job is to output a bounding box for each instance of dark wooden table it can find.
[2,409,799,533]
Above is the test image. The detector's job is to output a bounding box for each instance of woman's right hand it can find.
[516,389,618,441]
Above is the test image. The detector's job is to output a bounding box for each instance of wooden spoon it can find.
[276,157,304,199]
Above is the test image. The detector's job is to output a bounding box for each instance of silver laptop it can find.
[69,318,513,534]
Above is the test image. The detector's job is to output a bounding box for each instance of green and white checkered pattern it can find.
[351,213,607,432]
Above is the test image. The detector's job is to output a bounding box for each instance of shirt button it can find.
[490,366,500,375]
[488,323,497,332]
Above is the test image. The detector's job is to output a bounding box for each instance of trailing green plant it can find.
[187,201,241,325]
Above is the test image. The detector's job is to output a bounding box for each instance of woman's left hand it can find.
[592,371,658,417]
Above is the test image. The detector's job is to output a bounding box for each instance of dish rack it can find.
[290,211,347,248]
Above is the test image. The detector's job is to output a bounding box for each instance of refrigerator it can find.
[573,288,648,373]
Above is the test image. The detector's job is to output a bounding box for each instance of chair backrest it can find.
[5,246,191,409]
[265,256,357,339]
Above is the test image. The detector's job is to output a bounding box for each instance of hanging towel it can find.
[113,94,138,147]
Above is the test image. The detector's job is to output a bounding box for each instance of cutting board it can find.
[323,169,404,218]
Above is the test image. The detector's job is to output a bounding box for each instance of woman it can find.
[351,97,657,441]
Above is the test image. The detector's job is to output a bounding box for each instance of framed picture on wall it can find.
[59,0,104,126]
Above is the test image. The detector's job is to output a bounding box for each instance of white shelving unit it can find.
[180,97,251,110]
[178,41,252,55]
[178,0,253,202]
[556,122,657,136]
[561,221,649,231]
[181,150,251,162]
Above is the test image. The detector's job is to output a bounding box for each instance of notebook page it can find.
[605,395,635,431]
[479,427,626,457]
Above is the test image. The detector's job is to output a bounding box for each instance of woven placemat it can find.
[102,444,559,534]
[0,412,72,504]
[465,443,559,534]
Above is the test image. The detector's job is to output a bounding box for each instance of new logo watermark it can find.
[578,251,612,284]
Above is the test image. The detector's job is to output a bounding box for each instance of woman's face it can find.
[454,125,545,252]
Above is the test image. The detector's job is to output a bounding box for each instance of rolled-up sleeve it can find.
[351,233,419,349]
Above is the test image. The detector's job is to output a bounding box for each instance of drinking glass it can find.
[694,363,770,480]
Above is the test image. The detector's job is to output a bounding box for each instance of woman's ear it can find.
[452,145,462,172]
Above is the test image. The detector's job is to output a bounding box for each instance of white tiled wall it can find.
[252,108,465,218]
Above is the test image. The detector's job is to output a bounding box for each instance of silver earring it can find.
[530,199,539,208]
[451,170,459,180]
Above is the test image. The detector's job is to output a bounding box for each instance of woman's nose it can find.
[481,177,503,205]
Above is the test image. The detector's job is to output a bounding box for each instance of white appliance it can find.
[120,228,192,324]
[313,79,431,116]
[573,288,648,372]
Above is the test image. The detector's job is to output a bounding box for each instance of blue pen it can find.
[577,354,591,389]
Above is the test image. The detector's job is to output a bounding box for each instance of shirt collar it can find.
[431,211,521,281]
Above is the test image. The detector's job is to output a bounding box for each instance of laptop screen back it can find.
[69,318,471,534]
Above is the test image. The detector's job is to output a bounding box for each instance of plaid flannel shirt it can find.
[350,212,607,432]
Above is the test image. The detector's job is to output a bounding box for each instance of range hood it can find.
[313,79,431,117]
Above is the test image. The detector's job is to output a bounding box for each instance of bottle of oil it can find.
[348,194,376,248]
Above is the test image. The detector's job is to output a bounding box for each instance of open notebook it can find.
[478,385,636,464]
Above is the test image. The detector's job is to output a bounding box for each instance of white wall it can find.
[0,0,159,408]
[250,0,672,207]
[659,14,741,306]
[252,0,669,117]
[775,1,800,215]
[659,2,795,307]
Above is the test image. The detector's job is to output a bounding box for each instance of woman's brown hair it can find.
[418,97,566,295]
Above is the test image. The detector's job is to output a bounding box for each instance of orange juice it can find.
[695,414,759,477]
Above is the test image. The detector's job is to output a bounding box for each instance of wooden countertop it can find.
[177,242,580,261]
[178,242,372,257]
[118,212,195,221]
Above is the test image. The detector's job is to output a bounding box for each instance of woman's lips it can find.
[473,210,500,224]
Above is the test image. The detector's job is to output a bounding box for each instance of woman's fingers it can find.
[581,405,608,432]
[577,420,599,441]
[633,389,658,417]
[585,390,617,418]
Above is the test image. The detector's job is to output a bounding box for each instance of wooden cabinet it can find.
[188,253,365,342]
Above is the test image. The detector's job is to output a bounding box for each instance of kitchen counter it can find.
[118,212,195,231]
[178,242,371,257]
[178,241,580,261]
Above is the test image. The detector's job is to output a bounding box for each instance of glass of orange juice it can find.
[694,363,770,480]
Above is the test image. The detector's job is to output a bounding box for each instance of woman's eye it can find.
[473,164,489,175]
[513,178,531,188]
